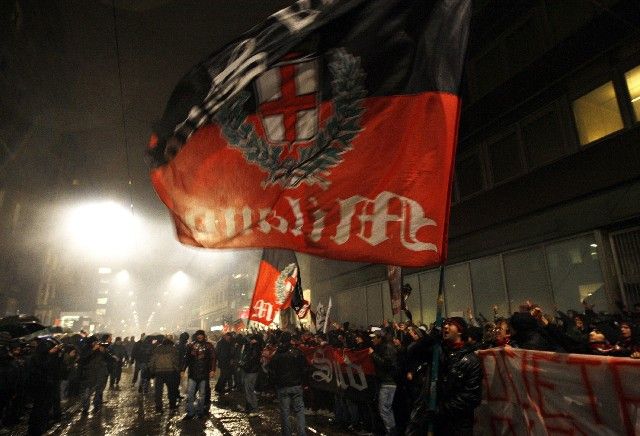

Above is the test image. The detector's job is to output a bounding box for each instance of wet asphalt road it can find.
[40,369,354,436]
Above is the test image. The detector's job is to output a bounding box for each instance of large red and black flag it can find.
[148,0,471,267]
[248,248,300,326]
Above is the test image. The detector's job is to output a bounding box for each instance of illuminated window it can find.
[572,81,623,145]
[625,65,640,121]
[96,297,108,305]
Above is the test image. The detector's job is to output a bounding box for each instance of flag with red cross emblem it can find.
[148,0,471,267]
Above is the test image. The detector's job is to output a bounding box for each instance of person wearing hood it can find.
[150,336,180,412]
[182,330,216,420]
[267,331,308,436]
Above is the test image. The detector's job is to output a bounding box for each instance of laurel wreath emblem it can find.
[213,48,366,189]
[275,263,297,305]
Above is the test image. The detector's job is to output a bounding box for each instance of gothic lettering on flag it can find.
[248,249,301,326]
[148,0,471,267]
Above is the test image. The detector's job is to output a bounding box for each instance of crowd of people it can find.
[0,300,638,436]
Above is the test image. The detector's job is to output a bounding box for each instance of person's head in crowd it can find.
[493,318,511,346]
[443,317,467,345]
[573,314,585,330]
[588,329,612,354]
[398,322,406,331]
[162,337,174,346]
[194,330,206,342]
[407,326,423,342]
[619,321,633,340]
[279,331,292,348]
[589,330,609,344]
[115,336,122,343]
[343,321,350,331]
[369,329,385,346]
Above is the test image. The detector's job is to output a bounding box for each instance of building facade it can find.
[304,0,640,326]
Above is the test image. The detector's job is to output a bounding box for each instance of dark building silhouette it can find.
[307,0,640,324]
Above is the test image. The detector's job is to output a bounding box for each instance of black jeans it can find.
[215,365,232,393]
[154,372,178,409]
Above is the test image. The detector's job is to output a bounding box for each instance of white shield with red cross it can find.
[254,56,319,149]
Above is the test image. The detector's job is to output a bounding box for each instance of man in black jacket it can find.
[182,330,216,420]
[130,333,145,386]
[79,336,109,415]
[214,333,233,394]
[27,337,64,435]
[267,332,307,436]
[150,337,180,412]
[435,317,482,435]
[109,337,128,389]
[369,330,398,436]
[240,334,263,414]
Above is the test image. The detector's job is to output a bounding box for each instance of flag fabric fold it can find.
[149,0,471,267]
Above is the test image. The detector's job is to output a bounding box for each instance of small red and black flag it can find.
[248,248,300,326]
[149,0,471,267]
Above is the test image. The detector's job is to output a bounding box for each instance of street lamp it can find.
[65,201,141,259]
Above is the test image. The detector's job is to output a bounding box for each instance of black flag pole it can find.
[427,264,446,436]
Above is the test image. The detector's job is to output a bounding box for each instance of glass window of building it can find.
[365,283,383,325]
[572,81,624,145]
[382,282,395,320]
[470,256,509,322]
[444,263,473,317]
[456,153,484,199]
[545,235,607,313]
[419,269,441,324]
[503,246,554,314]
[345,287,367,328]
[487,132,524,184]
[521,106,567,167]
[625,65,640,122]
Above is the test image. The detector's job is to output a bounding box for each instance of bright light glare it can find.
[115,270,130,285]
[169,271,189,291]
[66,201,139,259]
[98,267,112,274]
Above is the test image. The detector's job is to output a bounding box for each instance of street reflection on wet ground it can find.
[44,371,353,435]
